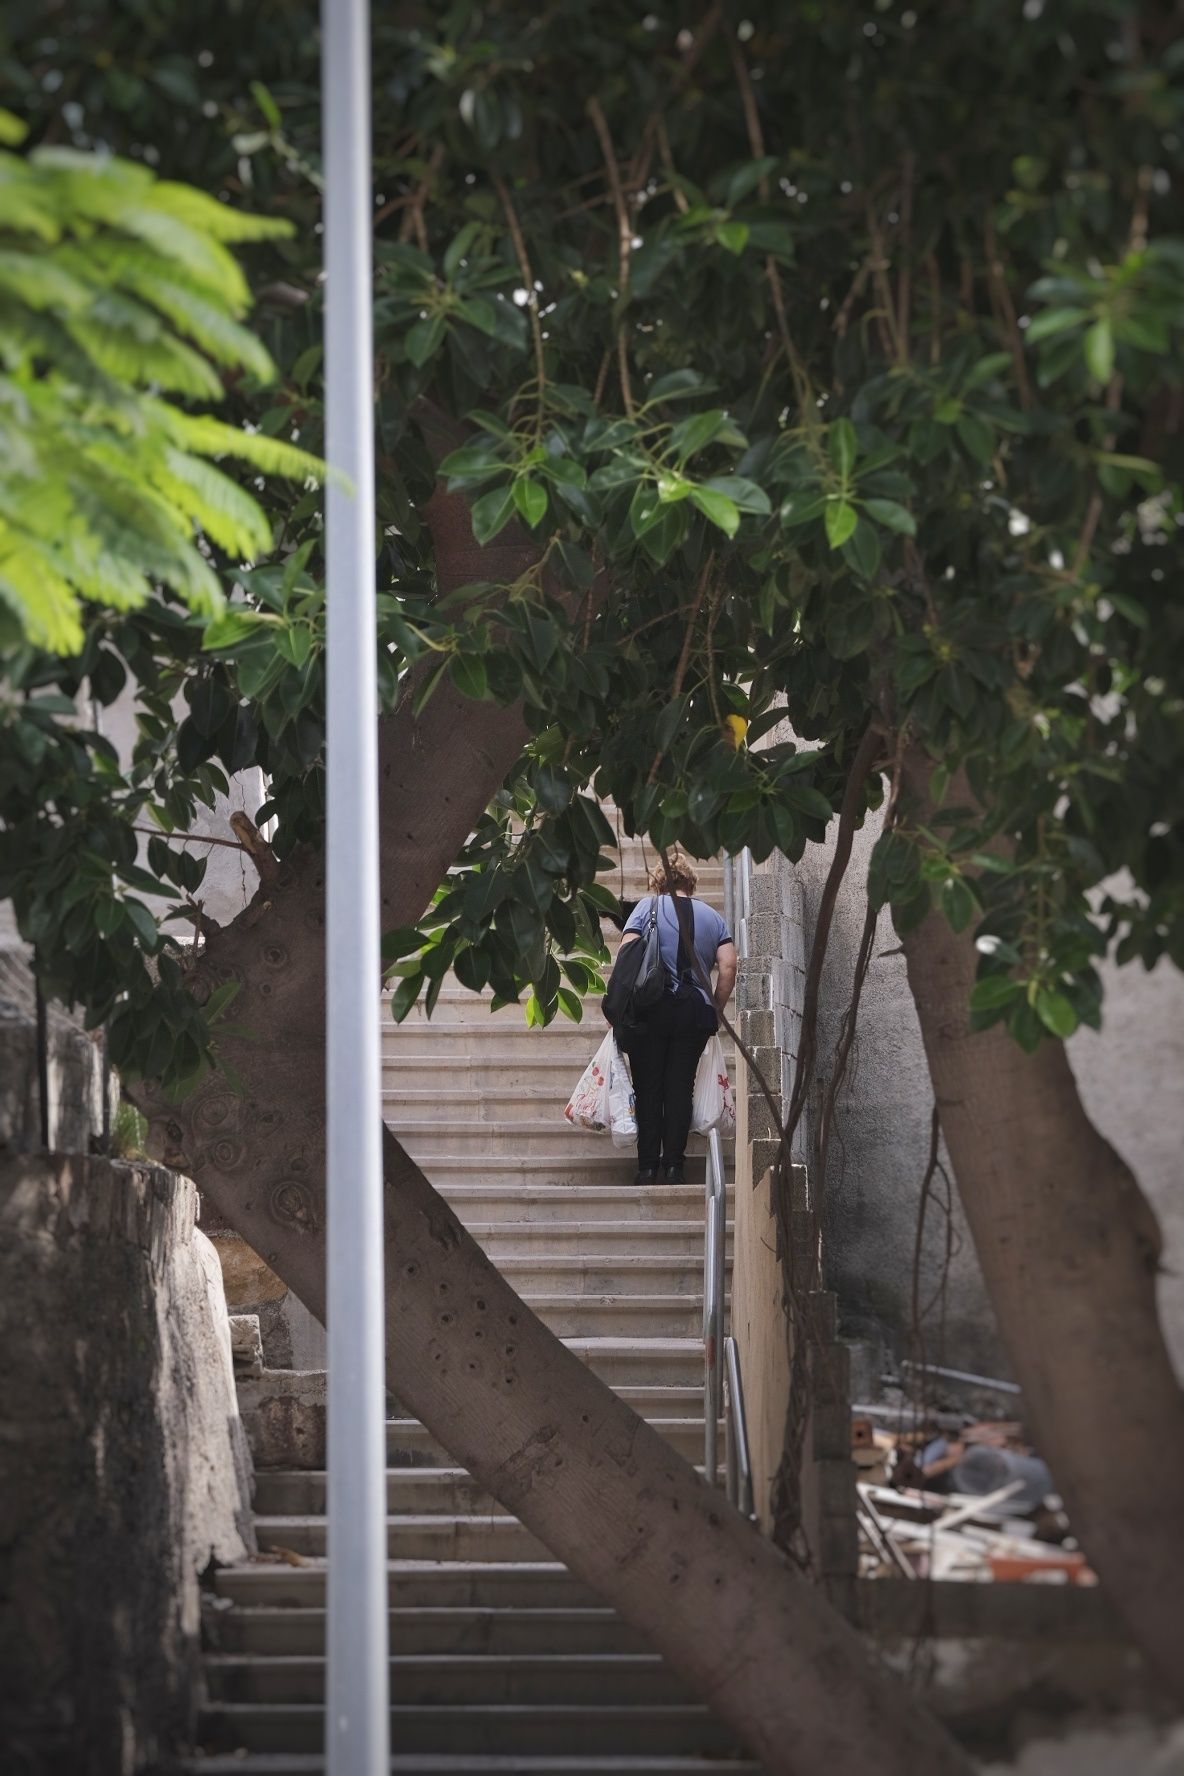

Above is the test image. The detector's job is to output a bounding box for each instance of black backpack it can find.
[601,896,666,1028]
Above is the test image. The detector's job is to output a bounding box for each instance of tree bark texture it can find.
[900,751,1184,1698]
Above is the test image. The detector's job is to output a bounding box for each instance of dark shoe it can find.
[663,1162,686,1184]
[633,1167,658,1185]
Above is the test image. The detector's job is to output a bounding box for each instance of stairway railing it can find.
[708,851,755,1502]
[703,1124,727,1484]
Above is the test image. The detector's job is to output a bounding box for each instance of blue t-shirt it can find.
[623,894,733,1007]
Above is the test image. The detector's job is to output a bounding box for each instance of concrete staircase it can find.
[193,843,757,1773]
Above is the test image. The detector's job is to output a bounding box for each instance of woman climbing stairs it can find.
[189,845,755,1771]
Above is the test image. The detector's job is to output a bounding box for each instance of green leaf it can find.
[381,927,427,961]
[556,986,584,1022]
[411,656,449,716]
[941,875,979,934]
[1084,316,1114,383]
[782,783,834,823]
[840,520,881,584]
[534,764,572,814]
[688,485,741,537]
[389,972,423,1022]
[969,974,1024,1012]
[716,220,749,254]
[955,411,995,463]
[667,408,728,462]
[202,608,267,651]
[1007,996,1045,1053]
[124,899,161,951]
[512,478,548,528]
[406,312,447,367]
[646,368,711,403]
[780,491,828,529]
[439,443,503,482]
[824,499,858,549]
[1034,986,1079,1039]
[862,497,916,536]
[0,108,28,147]
[205,979,242,1021]
[450,653,489,700]
[700,475,771,515]
[249,79,282,128]
[456,295,497,335]
[471,484,517,545]
[828,418,858,481]
[94,898,124,938]
[1024,305,1089,343]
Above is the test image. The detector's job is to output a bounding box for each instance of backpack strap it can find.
[669,893,697,992]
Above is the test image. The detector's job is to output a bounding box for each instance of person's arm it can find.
[713,939,737,1012]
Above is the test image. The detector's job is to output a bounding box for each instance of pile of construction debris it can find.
[852,1407,1095,1585]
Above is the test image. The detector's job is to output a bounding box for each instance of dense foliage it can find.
[2,1,1181,1086]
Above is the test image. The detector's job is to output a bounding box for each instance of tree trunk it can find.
[900,752,1184,1697]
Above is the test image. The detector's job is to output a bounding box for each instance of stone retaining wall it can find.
[0,1154,254,1776]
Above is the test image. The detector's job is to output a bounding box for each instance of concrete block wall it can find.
[730,852,858,1587]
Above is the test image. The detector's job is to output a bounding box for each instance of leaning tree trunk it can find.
[900,750,1184,1697]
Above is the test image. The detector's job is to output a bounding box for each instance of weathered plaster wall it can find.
[797,816,1184,1385]
[0,1154,254,1776]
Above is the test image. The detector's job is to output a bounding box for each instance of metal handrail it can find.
[723,1334,755,1519]
[706,852,755,1504]
[703,1125,727,1485]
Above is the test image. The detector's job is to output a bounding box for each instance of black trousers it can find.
[618,992,713,1171]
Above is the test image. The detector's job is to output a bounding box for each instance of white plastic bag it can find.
[564,1031,615,1131]
[691,1035,736,1134]
[608,1044,637,1148]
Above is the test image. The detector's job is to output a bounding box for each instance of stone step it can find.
[198,1702,745,1757]
[387,1414,713,1469]
[254,1514,550,1563]
[389,992,600,1029]
[464,1222,729,1262]
[436,1183,725,1225]
[405,1156,725,1191]
[204,1606,650,1659]
[387,1087,681,1125]
[214,1562,597,1613]
[566,1338,704,1388]
[187,1758,756,1775]
[526,1294,708,1339]
[253,1445,708,1520]
[383,1026,616,1059]
[391,1122,669,1157]
[254,1469,508,1518]
[470,1254,706,1294]
[381,1079,731,1122]
[203,1651,692,1707]
[383,1052,623,1083]
[381,1026,727,1059]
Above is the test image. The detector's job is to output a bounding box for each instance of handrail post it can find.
[724,1335,755,1521]
[322,0,390,1770]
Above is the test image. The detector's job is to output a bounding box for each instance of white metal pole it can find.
[321,0,389,1770]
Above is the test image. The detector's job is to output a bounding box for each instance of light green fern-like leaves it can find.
[0,132,317,653]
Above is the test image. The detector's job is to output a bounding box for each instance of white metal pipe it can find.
[321,0,390,1769]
